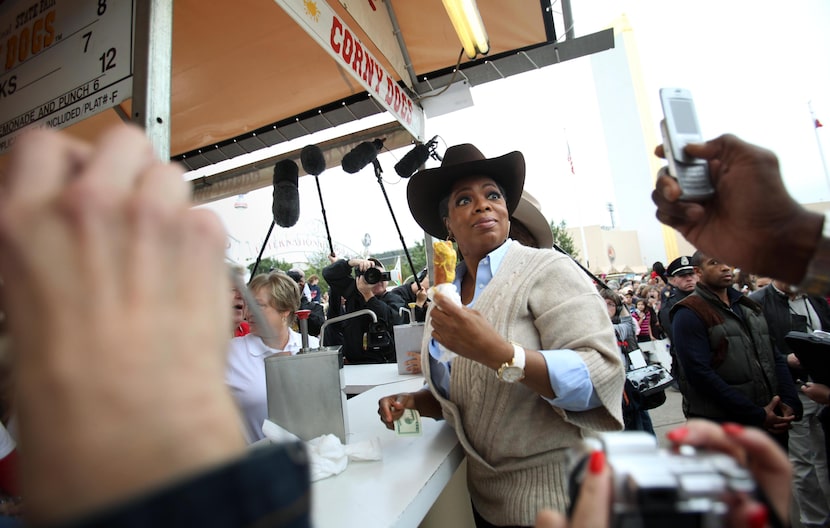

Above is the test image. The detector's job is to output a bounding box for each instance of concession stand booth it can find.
[0,1,614,525]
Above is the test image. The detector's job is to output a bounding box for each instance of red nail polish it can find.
[589,450,605,475]
[666,426,689,443]
[747,503,767,528]
[722,423,744,436]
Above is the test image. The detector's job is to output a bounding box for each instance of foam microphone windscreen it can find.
[341,139,384,173]
[300,144,326,176]
[394,143,430,178]
[272,159,300,228]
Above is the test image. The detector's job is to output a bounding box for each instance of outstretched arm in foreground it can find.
[0,126,248,523]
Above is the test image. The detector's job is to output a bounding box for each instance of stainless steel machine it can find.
[264,309,349,443]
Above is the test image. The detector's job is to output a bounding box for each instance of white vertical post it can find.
[132,0,173,160]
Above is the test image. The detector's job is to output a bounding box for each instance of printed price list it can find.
[0,0,134,152]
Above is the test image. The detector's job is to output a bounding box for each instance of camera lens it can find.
[363,267,381,284]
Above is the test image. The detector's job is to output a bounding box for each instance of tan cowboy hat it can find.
[406,144,525,239]
[512,191,553,249]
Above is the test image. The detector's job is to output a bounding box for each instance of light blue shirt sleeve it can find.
[426,240,601,411]
[538,349,602,410]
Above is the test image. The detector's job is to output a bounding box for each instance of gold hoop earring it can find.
[446,231,455,243]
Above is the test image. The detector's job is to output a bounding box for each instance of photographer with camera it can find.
[322,256,402,363]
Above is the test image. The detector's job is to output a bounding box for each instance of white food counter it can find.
[342,363,422,395]
[312,377,465,527]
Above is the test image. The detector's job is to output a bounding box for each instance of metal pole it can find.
[560,0,576,40]
[809,101,830,192]
[314,176,336,257]
[372,161,422,291]
[578,224,589,269]
[249,220,276,283]
[132,0,173,160]
[565,128,589,268]
[552,243,607,289]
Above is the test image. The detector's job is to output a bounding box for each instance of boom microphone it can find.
[272,159,300,228]
[394,144,429,178]
[392,138,433,178]
[302,143,335,257]
[341,138,384,173]
[300,144,326,176]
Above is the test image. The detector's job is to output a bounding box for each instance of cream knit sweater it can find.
[422,243,624,526]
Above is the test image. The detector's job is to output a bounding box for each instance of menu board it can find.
[0,0,134,153]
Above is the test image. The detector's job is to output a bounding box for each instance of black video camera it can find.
[354,266,391,285]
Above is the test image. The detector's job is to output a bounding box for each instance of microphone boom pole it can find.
[249,219,276,284]
[299,144,334,257]
[314,175,335,257]
[551,242,608,290]
[371,160,423,291]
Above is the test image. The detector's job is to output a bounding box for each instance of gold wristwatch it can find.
[497,343,526,383]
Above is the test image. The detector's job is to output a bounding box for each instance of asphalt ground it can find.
[648,386,686,447]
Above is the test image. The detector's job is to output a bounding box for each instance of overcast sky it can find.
[196,0,830,265]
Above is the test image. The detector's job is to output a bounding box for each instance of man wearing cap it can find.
[658,255,698,384]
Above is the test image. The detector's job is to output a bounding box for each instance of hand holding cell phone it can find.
[659,88,714,201]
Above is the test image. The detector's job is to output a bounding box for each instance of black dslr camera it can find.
[354,266,391,285]
[568,431,756,527]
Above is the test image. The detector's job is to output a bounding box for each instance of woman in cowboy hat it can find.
[378,144,624,527]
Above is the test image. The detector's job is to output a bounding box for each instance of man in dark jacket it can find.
[750,282,830,527]
[672,251,802,449]
[658,256,698,385]
[749,282,830,374]
[322,257,402,363]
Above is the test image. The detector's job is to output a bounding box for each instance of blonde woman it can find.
[226,272,319,443]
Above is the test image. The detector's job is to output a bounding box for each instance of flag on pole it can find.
[391,255,402,285]
[810,100,824,129]
[566,140,575,175]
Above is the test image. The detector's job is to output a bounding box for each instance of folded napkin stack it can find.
[262,419,382,481]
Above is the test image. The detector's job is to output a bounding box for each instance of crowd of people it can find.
[0,123,829,528]
[589,249,830,527]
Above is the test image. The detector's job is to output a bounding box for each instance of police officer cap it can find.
[667,256,695,276]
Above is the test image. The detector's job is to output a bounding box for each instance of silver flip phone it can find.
[659,88,713,201]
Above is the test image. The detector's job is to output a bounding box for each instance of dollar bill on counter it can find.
[394,408,422,436]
